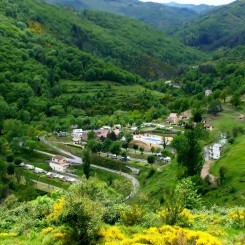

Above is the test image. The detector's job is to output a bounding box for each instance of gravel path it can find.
[201,146,217,186]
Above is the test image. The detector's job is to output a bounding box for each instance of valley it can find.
[0,0,244,244]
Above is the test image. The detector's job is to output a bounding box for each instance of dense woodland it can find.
[0,0,245,244]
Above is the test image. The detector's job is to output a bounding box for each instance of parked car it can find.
[24,164,34,170]
[111,154,117,159]
[34,167,47,174]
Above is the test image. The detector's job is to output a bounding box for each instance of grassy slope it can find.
[208,135,245,206]
[203,105,245,206]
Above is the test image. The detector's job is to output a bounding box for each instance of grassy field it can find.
[137,160,178,205]
[61,80,164,98]
[209,105,245,132]
[207,135,245,206]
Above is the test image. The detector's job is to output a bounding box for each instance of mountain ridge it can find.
[43,0,208,33]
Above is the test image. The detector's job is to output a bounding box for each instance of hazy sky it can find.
[140,0,236,6]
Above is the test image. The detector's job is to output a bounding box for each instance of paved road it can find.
[39,135,140,199]
[40,136,82,164]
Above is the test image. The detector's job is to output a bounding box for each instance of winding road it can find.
[39,136,140,199]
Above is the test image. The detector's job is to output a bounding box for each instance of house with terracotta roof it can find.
[166,113,178,124]
[49,155,69,173]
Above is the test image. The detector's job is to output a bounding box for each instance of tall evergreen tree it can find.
[82,149,92,179]
[172,126,203,176]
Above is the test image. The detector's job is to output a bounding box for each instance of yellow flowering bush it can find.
[40,227,54,235]
[158,208,194,227]
[28,20,44,34]
[229,209,245,228]
[120,204,143,226]
[99,227,125,240]
[48,197,65,220]
[54,232,65,239]
[99,225,222,245]
[0,233,17,237]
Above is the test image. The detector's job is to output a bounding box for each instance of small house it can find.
[115,124,122,129]
[130,127,138,132]
[204,124,213,130]
[49,155,69,173]
[58,131,68,137]
[166,113,178,124]
[237,114,245,120]
[205,90,212,96]
[102,126,111,131]
[179,111,190,121]
[72,129,83,137]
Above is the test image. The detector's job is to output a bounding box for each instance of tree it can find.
[133,144,138,154]
[7,163,15,176]
[122,141,129,151]
[172,127,203,176]
[193,111,202,123]
[220,88,228,103]
[139,146,144,155]
[87,140,102,153]
[107,131,117,141]
[15,167,23,183]
[82,149,92,179]
[231,93,241,108]
[207,99,222,115]
[160,178,202,225]
[162,137,168,149]
[6,155,14,163]
[218,166,227,185]
[125,133,133,143]
[102,138,113,153]
[147,155,155,166]
[14,157,23,166]
[110,141,121,156]
[58,193,104,244]
[150,146,155,155]
[0,160,7,178]
[87,130,96,140]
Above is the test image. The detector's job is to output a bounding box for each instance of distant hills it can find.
[175,0,245,50]
[164,2,218,14]
[0,0,206,86]
[44,0,245,52]
[44,0,214,33]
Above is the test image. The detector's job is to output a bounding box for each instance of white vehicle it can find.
[34,167,47,174]
[111,154,117,159]
[24,164,34,170]
[163,157,171,162]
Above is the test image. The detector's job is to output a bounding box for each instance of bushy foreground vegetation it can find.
[0,177,244,244]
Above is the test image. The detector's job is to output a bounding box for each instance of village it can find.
[20,108,227,186]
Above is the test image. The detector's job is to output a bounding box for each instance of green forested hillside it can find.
[44,0,201,33]
[1,0,206,81]
[175,0,245,51]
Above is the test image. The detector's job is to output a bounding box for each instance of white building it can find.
[72,129,83,142]
[49,155,69,173]
[205,90,212,96]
